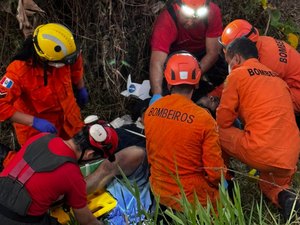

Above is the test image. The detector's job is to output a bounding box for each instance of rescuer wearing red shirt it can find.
[149,0,226,104]
[0,117,118,225]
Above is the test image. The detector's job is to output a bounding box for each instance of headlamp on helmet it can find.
[179,0,209,18]
[181,4,208,18]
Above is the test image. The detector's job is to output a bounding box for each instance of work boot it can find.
[278,189,300,222]
[0,143,12,171]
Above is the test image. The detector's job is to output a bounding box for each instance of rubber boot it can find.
[278,189,300,222]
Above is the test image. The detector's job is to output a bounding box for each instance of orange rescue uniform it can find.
[210,36,300,107]
[0,55,84,145]
[144,94,225,211]
[216,58,300,205]
[257,36,300,112]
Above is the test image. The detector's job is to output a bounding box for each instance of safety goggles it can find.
[54,49,81,65]
[45,50,81,68]
[33,35,81,65]
[180,4,209,18]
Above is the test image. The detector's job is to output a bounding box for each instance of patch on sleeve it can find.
[0,76,14,89]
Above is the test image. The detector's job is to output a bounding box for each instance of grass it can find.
[65,162,297,225]
[82,165,300,225]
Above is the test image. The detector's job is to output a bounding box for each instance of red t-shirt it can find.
[0,133,87,216]
[150,2,223,54]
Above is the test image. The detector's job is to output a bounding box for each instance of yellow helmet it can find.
[33,23,78,63]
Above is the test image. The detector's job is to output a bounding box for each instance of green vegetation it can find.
[76,169,300,225]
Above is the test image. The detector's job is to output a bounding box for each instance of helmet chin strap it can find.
[43,61,48,86]
[77,148,86,164]
[73,129,90,163]
[245,26,257,38]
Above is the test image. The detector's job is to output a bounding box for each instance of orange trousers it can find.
[219,127,296,206]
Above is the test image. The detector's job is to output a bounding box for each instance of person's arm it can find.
[201,115,226,186]
[10,111,34,126]
[149,51,168,95]
[199,37,221,73]
[74,77,85,90]
[70,53,84,86]
[0,71,22,123]
[70,54,89,107]
[64,165,101,225]
[70,54,86,91]
[216,75,239,128]
[11,111,57,133]
[0,71,56,132]
[85,146,145,194]
[73,206,103,225]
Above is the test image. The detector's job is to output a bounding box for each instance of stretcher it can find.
[50,160,117,224]
[50,190,117,224]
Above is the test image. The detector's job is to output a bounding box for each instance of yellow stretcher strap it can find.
[50,191,117,224]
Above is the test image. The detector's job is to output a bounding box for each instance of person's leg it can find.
[278,188,300,221]
[219,127,279,170]
[85,146,146,194]
[219,126,298,210]
[259,168,300,222]
[218,126,246,160]
[259,169,295,206]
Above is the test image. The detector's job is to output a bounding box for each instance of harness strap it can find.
[9,158,27,179]
[8,158,35,185]
[18,166,35,184]
[167,4,178,27]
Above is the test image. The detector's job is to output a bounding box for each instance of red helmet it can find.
[74,115,118,162]
[219,19,259,48]
[164,52,201,86]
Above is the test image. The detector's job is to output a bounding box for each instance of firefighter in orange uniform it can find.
[144,52,225,211]
[0,23,88,146]
[217,37,300,221]
[219,19,300,113]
